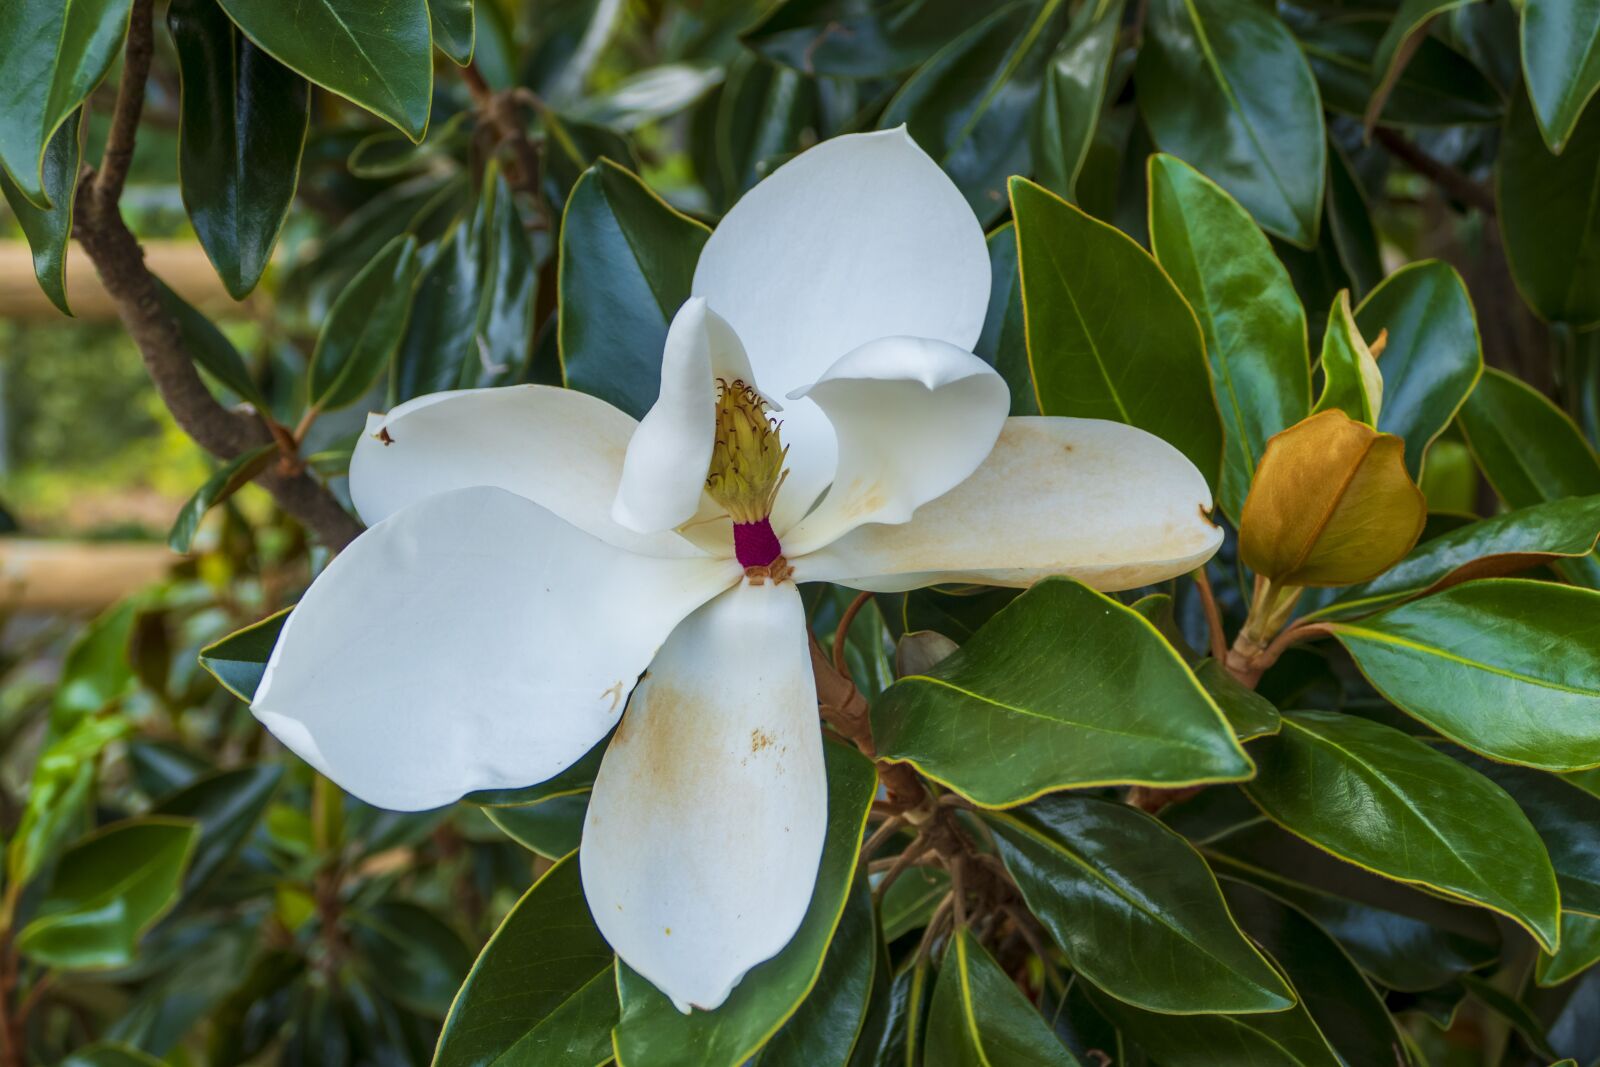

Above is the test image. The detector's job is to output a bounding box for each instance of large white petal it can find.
[797,417,1224,592]
[612,298,756,537]
[780,337,1009,556]
[252,487,740,812]
[349,385,701,558]
[581,580,826,1013]
[692,127,991,531]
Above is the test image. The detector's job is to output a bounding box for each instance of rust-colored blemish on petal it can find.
[750,728,774,753]
[376,426,394,445]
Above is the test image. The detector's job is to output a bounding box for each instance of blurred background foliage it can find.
[1,0,1598,1063]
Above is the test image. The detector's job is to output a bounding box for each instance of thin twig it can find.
[949,855,968,928]
[917,895,956,962]
[1193,568,1229,662]
[874,838,932,903]
[860,816,907,862]
[832,590,873,677]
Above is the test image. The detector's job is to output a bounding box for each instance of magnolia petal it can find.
[613,299,759,536]
[581,580,827,1013]
[692,127,991,530]
[253,487,740,812]
[797,417,1224,592]
[350,385,701,558]
[781,337,1009,555]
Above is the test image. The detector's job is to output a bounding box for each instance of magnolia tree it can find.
[4,0,1600,1064]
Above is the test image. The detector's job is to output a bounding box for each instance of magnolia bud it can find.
[1238,409,1426,587]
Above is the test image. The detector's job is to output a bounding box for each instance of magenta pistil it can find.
[733,518,782,568]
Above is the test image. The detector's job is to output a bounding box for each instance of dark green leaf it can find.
[693,54,816,211]
[6,716,129,888]
[1138,0,1325,245]
[873,578,1251,806]
[1326,142,1384,299]
[558,159,710,418]
[1148,152,1311,519]
[198,606,290,702]
[1540,913,1600,986]
[575,63,724,131]
[1196,658,1281,741]
[743,0,989,78]
[882,0,1071,224]
[152,279,265,406]
[1032,0,1123,203]
[308,233,420,411]
[880,865,949,942]
[1367,0,1484,130]
[170,0,309,299]
[433,853,617,1067]
[60,1044,166,1067]
[483,793,588,859]
[1520,0,1600,152]
[924,925,1080,1067]
[1460,973,1558,1060]
[613,740,877,1067]
[1011,176,1224,486]
[1244,710,1561,950]
[474,169,536,383]
[52,599,138,732]
[152,764,282,894]
[216,0,432,140]
[974,223,1037,415]
[393,228,481,403]
[1499,85,1600,329]
[1355,259,1483,477]
[1312,496,1600,619]
[1298,17,1503,126]
[431,0,474,64]
[351,901,473,1018]
[0,109,80,314]
[987,793,1295,1014]
[18,817,198,970]
[167,444,275,553]
[758,877,876,1067]
[0,0,130,206]
[1330,579,1600,771]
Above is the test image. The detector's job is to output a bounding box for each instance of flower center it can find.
[705,379,789,569]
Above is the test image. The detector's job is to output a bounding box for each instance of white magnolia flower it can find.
[252,129,1222,1013]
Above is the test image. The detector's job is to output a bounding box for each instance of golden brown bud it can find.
[1238,409,1426,588]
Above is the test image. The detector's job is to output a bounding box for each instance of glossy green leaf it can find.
[1521,0,1600,152]
[1138,0,1325,246]
[575,63,724,131]
[351,901,473,1017]
[308,233,420,412]
[690,53,815,212]
[1448,751,1600,918]
[51,600,138,732]
[1499,86,1600,329]
[1220,881,1409,1067]
[152,279,265,407]
[1244,710,1561,950]
[1540,913,1600,986]
[1367,0,1482,130]
[851,953,932,1067]
[167,444,275,554]
[743,0,988,78]
[1033,0,1123,203]
[1355,259,1483,478]
[1205,820,1501,992]
[1299,16,1503,126]
[59,1044,166,1067]
[882,0,1071,224]
[18,817,198,970]
[872,578,1251,807]
[1331,579,1600,771]
[433,853,617,1067]
[1312,290,1382,425]
[431,0,474,64]
[1314,495,1600,619]
[0,109,80,314]
[1327,142,1384,299]
[757,877,876,1067]
[474,169,536,383]
[1149,152,1311,519]
[986,793,1295,1014]
[1011,176,1224,485]
[1197,658,1282,741]
[1461,973,1558,1060]
[393,227,481,403]
[558,158,710,418]
[975,223,1037,415]
[6,715,129,888]
[879,866,950,942]
[170,0,309,299]
[924,926,1080,1067]
[152,764,282,894]
[484,794,588,859]
[198,606,290,702]
[216,0,432,141]
[0,0,131,206]
[613,740,877,1067]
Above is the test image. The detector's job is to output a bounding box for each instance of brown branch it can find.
[463,62,547,227]
[72,0,363,551]
[1193,568,1229,662]
[832,591,873,677]
[1373,127,1496,216]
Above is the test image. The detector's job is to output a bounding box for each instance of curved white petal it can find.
[780,337,1009,556]
[581,580,826,1013]
[253,487,740,812]
[692,127,991,531]
[350,385,701,558]
[796,417,1224,592]
[612,299,757,536]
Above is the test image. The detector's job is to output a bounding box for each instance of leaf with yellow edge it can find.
[1312,291,1383,426]
[1239,410,1426,587]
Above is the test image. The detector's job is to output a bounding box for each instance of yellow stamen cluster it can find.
[705,379,788,524]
